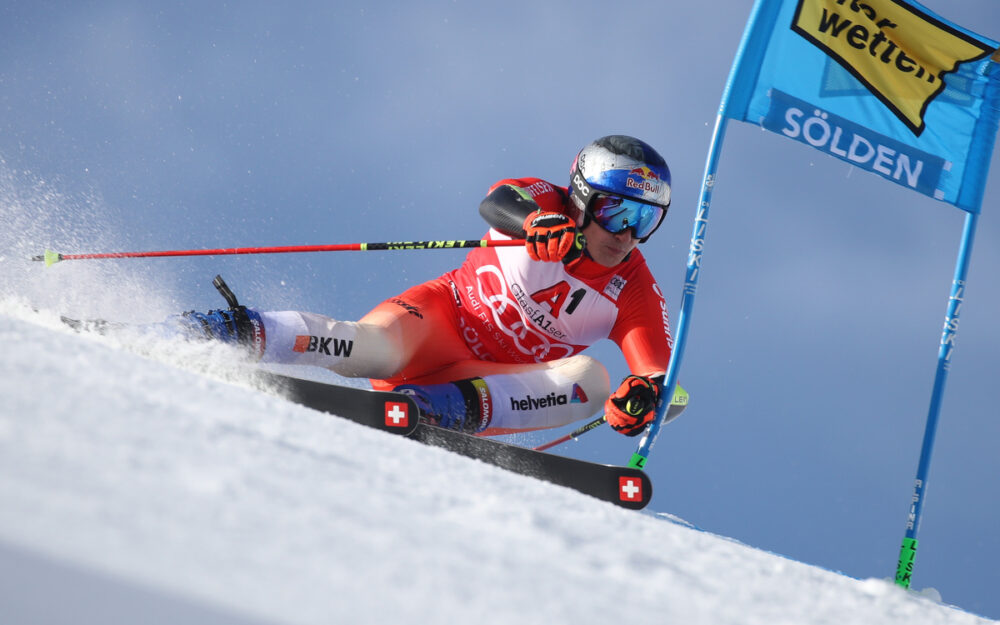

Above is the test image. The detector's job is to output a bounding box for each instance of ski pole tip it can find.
[33,250,63,266]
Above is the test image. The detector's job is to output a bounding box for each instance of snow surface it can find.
[0,303,994,625]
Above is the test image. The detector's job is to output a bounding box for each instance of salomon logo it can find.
[249,316,266,358]
[470,378,493,431]
[510,392,568,411]
[292,335,354,357]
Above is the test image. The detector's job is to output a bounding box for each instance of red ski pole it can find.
[534,385,689,452]
[533,415,607,452]
[32,238,524,266]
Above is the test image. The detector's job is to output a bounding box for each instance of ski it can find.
[262,373,652,510]
[258,372,420,436]
[411,425,652,510]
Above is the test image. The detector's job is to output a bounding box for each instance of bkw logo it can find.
[293,335,354,357]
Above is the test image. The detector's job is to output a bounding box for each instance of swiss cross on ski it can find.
[619,476,643,502]
[384,402,410,428]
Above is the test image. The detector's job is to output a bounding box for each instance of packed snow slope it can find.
[0,304,993,625]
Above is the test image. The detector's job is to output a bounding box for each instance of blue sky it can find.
[2,1,999,619]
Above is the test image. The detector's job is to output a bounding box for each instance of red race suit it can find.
[373,177,673,389]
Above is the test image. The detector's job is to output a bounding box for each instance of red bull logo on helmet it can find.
[624,166,664,196]
[628,166,660,180]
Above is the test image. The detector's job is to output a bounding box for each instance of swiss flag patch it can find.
[619,477,643,502]
[384,402,410,428]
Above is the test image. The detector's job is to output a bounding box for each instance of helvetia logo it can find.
[791,0,995,135]
[510,392,569,411]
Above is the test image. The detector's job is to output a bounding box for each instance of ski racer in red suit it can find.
[178,136,679,437]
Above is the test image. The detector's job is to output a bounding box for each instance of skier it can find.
[177,135,678,437]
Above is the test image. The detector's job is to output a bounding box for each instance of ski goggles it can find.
[589,194,667,240]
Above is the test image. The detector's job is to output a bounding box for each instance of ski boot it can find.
[393,378,492,433]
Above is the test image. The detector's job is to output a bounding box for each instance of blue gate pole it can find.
[895,210,979,588]
[627,0,779,470]
[629,112,730,470]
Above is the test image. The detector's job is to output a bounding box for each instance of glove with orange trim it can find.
[522,211,582,263]
[605,375,660,437]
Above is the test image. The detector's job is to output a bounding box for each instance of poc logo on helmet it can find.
[572,174,591,197]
